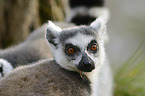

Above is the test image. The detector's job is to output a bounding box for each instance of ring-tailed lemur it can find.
[0,17,113,96]
[0,0,109,78]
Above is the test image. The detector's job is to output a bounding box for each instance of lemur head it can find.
[45,17,107,72]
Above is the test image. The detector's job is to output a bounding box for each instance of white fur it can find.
[72,55,82,65]
[0,58,13,78]
[46,21,63,47]
[90,17,108,43]
[54,44,78,71]
[66,33,94,50]
[85,68,101,96]
[90,17,106,31]
[48,21,62,32]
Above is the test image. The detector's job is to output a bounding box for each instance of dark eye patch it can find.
[65,43,80,56]
[87,40,99,53]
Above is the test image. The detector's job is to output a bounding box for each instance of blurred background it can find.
[0,0,65,48]
[106,0,145,67]
[0,0,145,95]
[106,0,145,95]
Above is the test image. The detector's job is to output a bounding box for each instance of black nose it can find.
[76,53,95,72]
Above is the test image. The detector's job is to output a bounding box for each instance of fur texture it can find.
[0,18,113,96]
[0,22,75,77]
[0,60,91,96]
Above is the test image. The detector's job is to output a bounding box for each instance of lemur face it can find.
[46,17,106,72]
[60,29,99,72]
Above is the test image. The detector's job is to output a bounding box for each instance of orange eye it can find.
[67,48,75,54]
[90,45,97,51]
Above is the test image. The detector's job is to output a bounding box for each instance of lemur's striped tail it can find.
[64,0,109,25]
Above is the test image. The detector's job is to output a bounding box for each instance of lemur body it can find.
[0,60,91,96]
[0,18,113,96]
[0,60,112,96]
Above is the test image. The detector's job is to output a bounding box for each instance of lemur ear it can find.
[90,17,108,41]
[90,17,106,33]
[45,21,62,47]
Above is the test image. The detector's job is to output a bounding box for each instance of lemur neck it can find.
[84,67,101,96]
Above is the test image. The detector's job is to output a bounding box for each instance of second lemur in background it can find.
[65,0,109,25]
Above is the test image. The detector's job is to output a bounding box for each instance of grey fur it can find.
[0,22,75,77]
[0,24,50,68]
[0,60,91,96]
[0,22,75,68]
[59,26,96,44]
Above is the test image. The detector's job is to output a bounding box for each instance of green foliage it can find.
[114,42,145,96]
